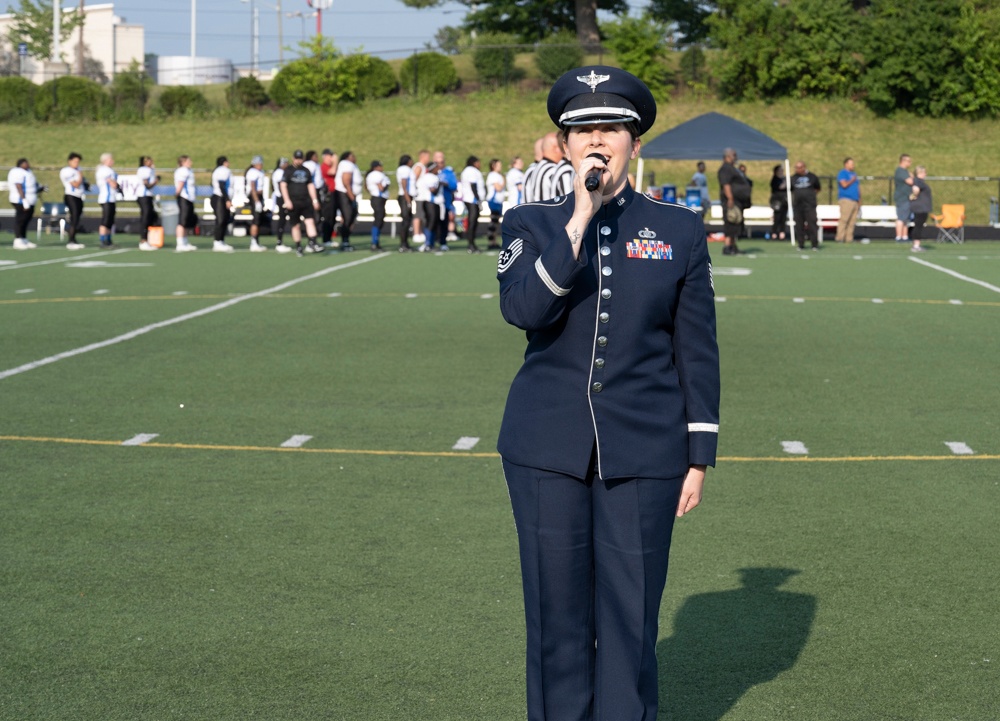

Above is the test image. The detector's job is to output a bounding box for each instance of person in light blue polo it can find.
[835,157,861,242]
[497,65,720,721]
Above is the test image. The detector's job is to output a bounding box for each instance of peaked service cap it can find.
[547,65,656,136]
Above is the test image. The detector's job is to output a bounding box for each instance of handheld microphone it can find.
[584,153,607,192]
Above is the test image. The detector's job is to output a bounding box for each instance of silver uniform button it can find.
[601,288,612,299]
[602,266,612,277]
[599,312,609,323]
[600,226,611,236]
[594,358,605,369]
[597,336,607,347]
[600,245,611,256]
[591,382,603,393]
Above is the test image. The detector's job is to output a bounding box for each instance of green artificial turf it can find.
[1,239,998,720]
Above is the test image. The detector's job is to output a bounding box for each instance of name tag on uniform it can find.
[626,240,672,260]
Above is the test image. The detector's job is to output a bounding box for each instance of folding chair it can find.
[931,204,965,244]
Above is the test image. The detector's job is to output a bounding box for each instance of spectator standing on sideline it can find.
[60,152,86,249]
[280,149,324,257]
[835,157,860,243]
[95,152,119,248]
[718,148,750,255]
[522,138,544,206]
[506,156,526,205]
[791,160,821,250]
[410,150,429,245]
[485,158,505,250]
[894,154,915,243]
[244,155,268,252]
[396,154,415,252]
[909,166,931,253]
[335,150,362,252]
[460,155,486,253]
[173,155,198,251]
[738,163,753,238]
[365,159,390,252]
[435,150,459,244]
[210,156,235,252]
[271,157,290,252]
[768,164,787,240]
[135,156,159,251]
[320,149,339,246]
[8,158,39,250]
[690,161,710,217]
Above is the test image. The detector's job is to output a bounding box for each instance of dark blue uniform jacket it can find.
[497,183,720,481]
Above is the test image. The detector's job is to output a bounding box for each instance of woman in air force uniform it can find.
[496,66,721,721]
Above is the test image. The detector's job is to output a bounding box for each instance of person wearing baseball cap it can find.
[496,66,720,721]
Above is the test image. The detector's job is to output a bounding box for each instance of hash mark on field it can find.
[872,298,884,304]
[405,293,418,299]
[93,289,109,295]
[793,298,805,304]
[480,293,494,299]
[452,436,481,450]
[15,288,34,294]
[781,441,809,455]
[944,442,975,455]
[172,291,188,296]
[715,296,727,302]
[281,435,313,448]
[328,292,342,297]
[949,299,963,305]
[122,433,159,446]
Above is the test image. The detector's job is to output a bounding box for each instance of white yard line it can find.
[908,256,1000,294]
[0,254,390,381]
[0,248,129,271]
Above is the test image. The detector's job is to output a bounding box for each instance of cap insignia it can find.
[577,70,610,93]
[637,227,656,239]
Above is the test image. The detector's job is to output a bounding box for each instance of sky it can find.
[105,0,491,67]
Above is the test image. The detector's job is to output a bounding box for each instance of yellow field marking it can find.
[2,435,997,462]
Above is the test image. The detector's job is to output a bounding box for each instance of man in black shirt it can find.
[717,148,750,255]
[279,150,324,257]
[790,161,821,250]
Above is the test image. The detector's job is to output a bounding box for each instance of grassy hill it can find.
[4,83,999,222]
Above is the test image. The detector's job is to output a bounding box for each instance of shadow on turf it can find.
[658,567,816,720]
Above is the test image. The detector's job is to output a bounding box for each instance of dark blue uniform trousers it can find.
[503,458,684,721]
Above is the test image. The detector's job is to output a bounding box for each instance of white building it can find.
[0,2,144,83]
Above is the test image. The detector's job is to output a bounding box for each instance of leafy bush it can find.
[601,15,670,101]
[226,75,269,109]
[159,86,209,116]
[109,60,152,121]
[0,76,37,122]
[534,31,583,83]
[34,76,109,122]
[352,55,398,100]
[473,32,523,86]
[678,45,707,87]
[399,52,460,95]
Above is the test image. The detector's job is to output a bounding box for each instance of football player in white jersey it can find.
[8,158,39,249]
[210,156,234,252]
[271,158,291,252]
[95,152,118,247]
[173,155,198,251]
[460,156,486,253]
[395,155,414,252]
[244,155,267,252]
[365,159,390,252]
[135,156,160,251]
[60,152,87,249]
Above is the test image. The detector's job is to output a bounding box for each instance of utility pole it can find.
[77,0,84,75]
[52,0,60,62]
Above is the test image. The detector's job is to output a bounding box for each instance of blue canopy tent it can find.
[636,112,796,243]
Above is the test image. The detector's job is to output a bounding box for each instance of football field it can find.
[1,237,998,720]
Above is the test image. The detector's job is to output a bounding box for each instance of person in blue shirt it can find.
[690,160,709,217]
[497,66,720,721]
[835,157,861,242]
